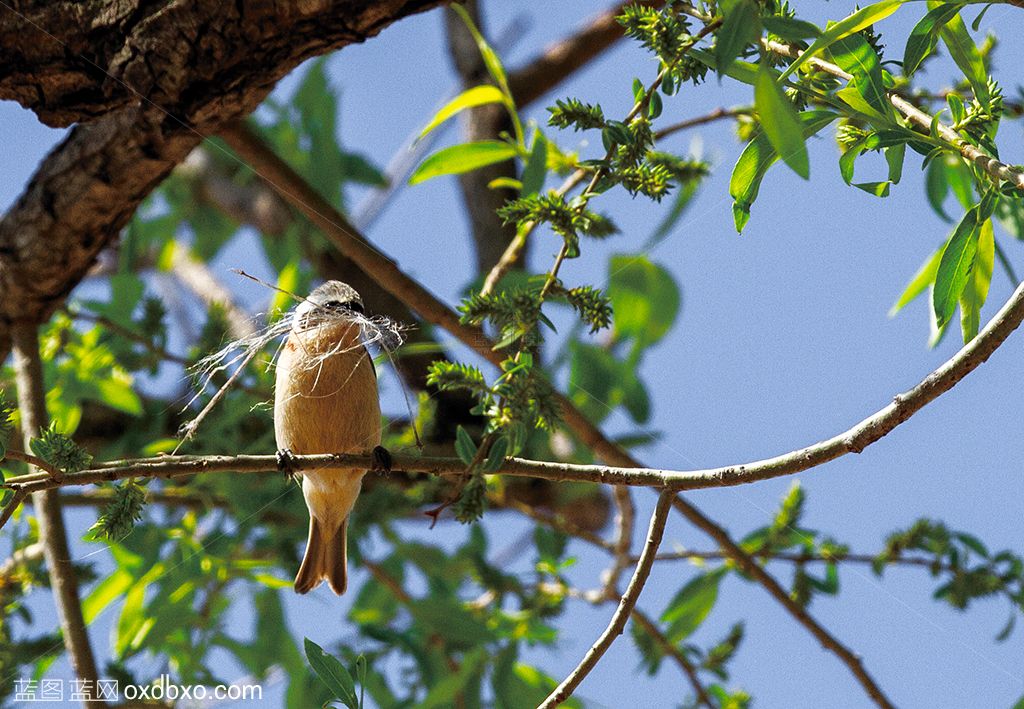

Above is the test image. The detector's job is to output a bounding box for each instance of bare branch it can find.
[8,277,1024,499]
[10,323,102,706]
[540,490,673,709]
[671,496,895,709]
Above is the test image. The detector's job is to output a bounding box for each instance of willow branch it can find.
[541,490,673,709]
[10,323,102,707]
[3,448,64,479]
[670,497,895,709]
[7,273,1024,495]
[595,486,635,602]
[762,38,1024,192]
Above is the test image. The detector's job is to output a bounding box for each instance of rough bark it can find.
[0,0,446,338]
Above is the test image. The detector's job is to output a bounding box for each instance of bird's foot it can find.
[371,445,392,474]
[276,448,300,480]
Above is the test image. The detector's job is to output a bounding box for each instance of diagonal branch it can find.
[10,323,102,707]
[670,496,894,709]
[540,490,673,708]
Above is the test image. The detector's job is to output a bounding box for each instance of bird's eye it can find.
[324,300,364,314]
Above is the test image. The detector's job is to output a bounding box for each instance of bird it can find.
[274,280,389,595]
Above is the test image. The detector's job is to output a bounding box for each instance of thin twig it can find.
[174,347,258,453]
[540,490,673,709]
[655,106,749,139]
[595,485,635,602]
[7,273,1024,496]
[11,323,103,708]
[670,496,895,709]
[3,448,64,479]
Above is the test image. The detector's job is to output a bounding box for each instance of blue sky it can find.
[3,2,1024,707]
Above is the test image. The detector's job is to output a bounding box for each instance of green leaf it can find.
[762,16,821,41]
[690,48,760,86]
[936,9,990,108]
[520,132,548,197]
[607,254,681,347]
[417,648,488,709]
[271,260,302,319]
[890,245,943,316]
[451,6,510,96]
[754,63,809,178]
[729,111,838,231]
[417,85,507,141]
[410,141,518,185]
[662,570,725,643]
[715,0,762,75]
[933,207,982,328]
[482,436,509,473]
[925,156,952,221]
[83,567,134,623]
[304,638,358,709]
[904,3,965,77]
[455,426,478,466]
[779,0,905,81]
[960,218,994,341]
[854,181,891,197]
[828,33,894,122]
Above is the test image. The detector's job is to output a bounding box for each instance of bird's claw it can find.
[276,448,299,480]
[371,445,392,474]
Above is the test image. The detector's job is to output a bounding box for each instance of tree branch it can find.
[0,0,449,349]
[540,490,673,709]
[10,323,102,707]
[7,278,1023,497]
[762,38,1024,192]
[670,496,895,709]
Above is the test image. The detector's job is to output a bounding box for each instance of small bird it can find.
[274,281,389,595]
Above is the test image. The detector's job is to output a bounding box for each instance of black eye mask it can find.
[323,300,365,315]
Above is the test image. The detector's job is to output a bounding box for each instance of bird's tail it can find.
[294,516,348,595]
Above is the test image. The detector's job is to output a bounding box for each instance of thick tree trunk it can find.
[0,0,446,338]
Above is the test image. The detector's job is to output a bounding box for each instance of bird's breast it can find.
[273,326,382,460]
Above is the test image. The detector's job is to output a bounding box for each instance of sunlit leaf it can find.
[936,9,990,108]
[779,0,905,80]
[933,206,981,328]
[754,63,808,178]
[890,245,943,316]
[959,218,994,341]
[417,85,507,141]
[409,141,518,185]
[904,3,965,76]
